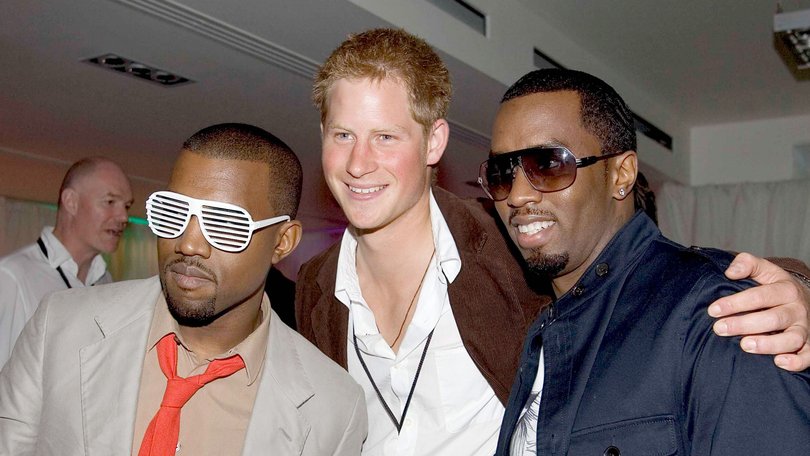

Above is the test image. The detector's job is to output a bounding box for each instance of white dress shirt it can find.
[335,191,505,456]
[0,226,110,367]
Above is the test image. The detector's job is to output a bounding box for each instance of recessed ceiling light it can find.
[84,53,193,87]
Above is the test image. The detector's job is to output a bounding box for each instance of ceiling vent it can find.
[533,48,564,70]
[774,7,810,76]
[427,0,487,36]
[112,0,319,79]
[84,54,193,87]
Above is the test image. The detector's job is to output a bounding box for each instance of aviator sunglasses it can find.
[477,146,624,201]
[146,191,290,252]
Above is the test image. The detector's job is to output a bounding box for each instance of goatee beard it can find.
[158,260,219,327]
[159,274,217,328]
[164,291,218,327]
[525,250,569,278]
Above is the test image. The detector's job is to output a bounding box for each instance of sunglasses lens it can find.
[199,205,253,252]
[521,147,576,192]
[147,193,190,238]
[479,147,577,200]
[480,155,518,201]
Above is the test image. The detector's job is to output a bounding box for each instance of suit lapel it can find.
[309,247,349,369]
[435,187,536,404]
[79,277,161,456]
[243,311,314,455]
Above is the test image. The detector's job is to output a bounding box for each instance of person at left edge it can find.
[0,123,367,455]
[0,156,133,367]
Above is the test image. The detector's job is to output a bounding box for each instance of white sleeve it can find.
[0,286,49,455]
[0,267,27,369]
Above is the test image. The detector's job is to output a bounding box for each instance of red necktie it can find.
[137,333,245,456]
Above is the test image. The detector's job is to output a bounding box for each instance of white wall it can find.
[690,114,810,186]
[348,0,690,184]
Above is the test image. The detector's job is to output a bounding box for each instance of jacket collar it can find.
[241,310,313,454]
[311,243,349,368]
[555,211,658,317]
[432,187,489,256]
[434,187,539,404]
[80,277,161,455]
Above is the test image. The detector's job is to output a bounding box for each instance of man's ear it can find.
[426,119,449,166]
[61,188,80,215]
[271,220,303,265]
[612,151,638,200]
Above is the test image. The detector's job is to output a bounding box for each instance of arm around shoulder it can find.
[687,279,810,455]
[710,253,810,371]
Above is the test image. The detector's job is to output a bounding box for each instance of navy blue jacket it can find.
[496,211,810,455]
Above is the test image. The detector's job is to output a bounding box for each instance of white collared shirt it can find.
[335,191,505,456]
[0,226,110,366]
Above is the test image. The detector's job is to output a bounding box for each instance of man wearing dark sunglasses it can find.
[0,123,367,455]
[492,69,810,455]
[297,28,810,456]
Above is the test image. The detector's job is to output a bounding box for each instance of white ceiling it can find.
[518,0,810,126]
[0,0,505,228]
[2,0,810,229]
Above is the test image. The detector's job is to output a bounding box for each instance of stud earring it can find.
[619,188,626,197]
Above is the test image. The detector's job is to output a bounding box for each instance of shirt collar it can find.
[334,189,462,309]
[334,189,463,352]
[40,226,108,285]
[429,188,462,284]
[145,292,270,386]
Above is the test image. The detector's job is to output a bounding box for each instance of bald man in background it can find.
[0,157,133,366]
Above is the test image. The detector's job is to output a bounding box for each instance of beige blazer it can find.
[0,277,366,455]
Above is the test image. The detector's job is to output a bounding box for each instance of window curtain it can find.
[0,196,157,280]
[657,179,810,265]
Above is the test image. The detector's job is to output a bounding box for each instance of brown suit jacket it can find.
[295,187,548,405]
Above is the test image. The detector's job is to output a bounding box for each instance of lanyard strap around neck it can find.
[353,328,435,434]
[37,237,72,289]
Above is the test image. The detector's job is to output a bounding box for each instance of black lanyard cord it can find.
[353,328,435,434]
[36,237,72,289]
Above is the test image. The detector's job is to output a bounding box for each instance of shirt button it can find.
[596,263,609,277]
[603,446,621,456]
[572,286,585,297]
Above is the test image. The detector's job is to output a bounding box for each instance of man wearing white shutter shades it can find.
[0,123,366,455]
